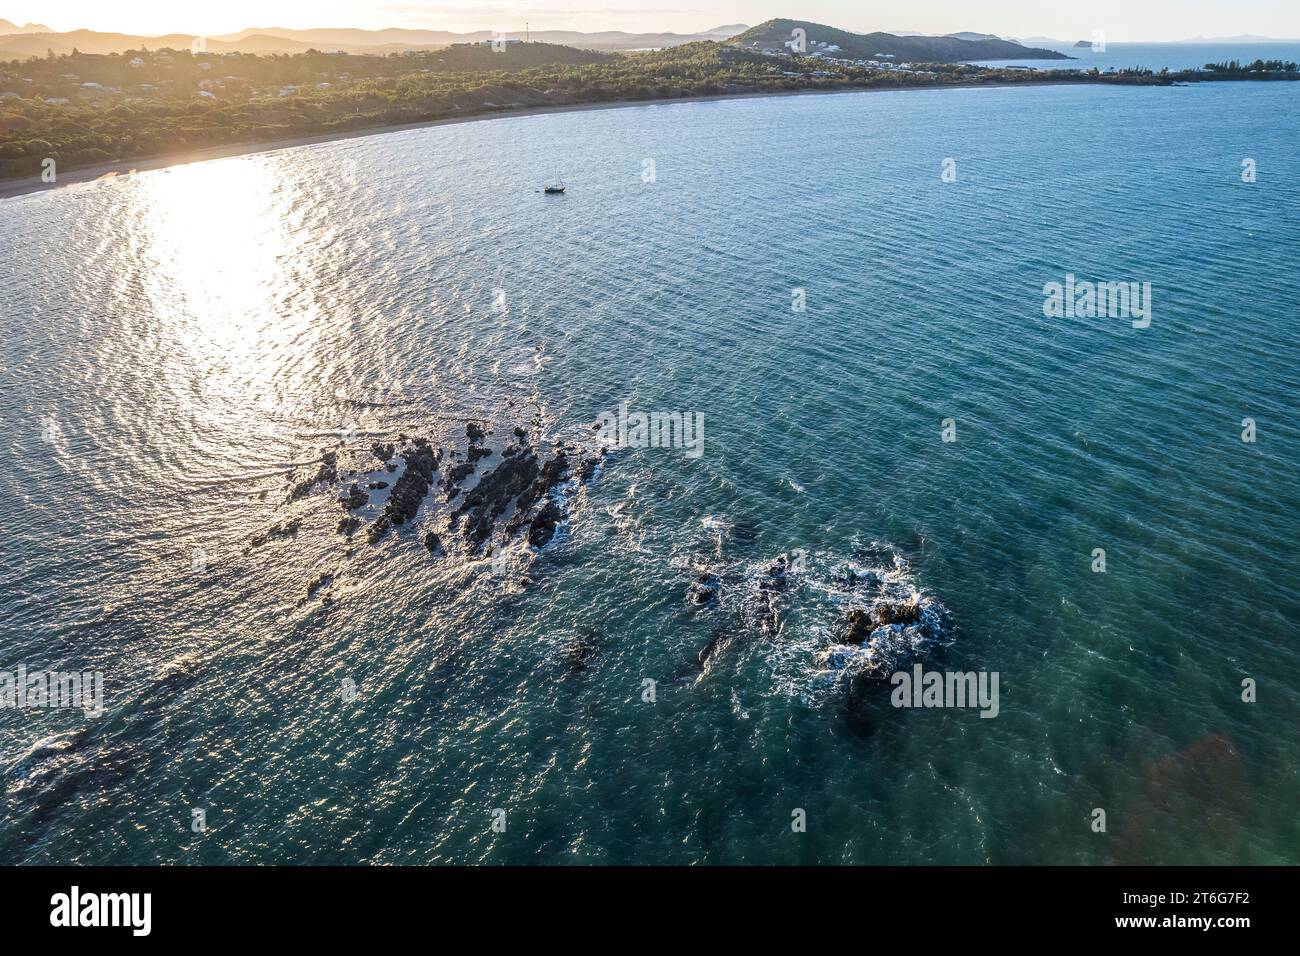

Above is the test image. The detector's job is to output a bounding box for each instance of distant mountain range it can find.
[0,18,53,34]
[7,17,1290,64]
[730,19,1069,62]
[891,31,1013,43]
[0,21,749,58]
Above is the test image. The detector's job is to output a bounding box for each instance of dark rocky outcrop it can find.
[527,500,564,547]
[835,565,883,591]
[838,601,921,645]
[368,440,441,542]
[753,555,789,633]
[875,601,921,626]
[340,483,368,510]
[276,427,606,565]
[840,609,874,645]
[287,450,338,502]
[444,458,477,499]
[687,572,721,607]
[507,449,568,526]
[453,449,542,551]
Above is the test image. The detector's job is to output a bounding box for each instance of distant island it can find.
[731,19,1071,61]
[2,17,1298,189]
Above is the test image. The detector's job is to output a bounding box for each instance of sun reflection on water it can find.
[125,155,329,445]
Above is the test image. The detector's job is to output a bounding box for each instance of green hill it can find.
[731,19,1070,62]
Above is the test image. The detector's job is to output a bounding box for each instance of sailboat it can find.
[543,176,566,194]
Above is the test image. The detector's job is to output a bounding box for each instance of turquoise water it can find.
[0,81,1297,864]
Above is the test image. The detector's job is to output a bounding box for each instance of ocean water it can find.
[1,81,1297,865]
[973,40,1300,72]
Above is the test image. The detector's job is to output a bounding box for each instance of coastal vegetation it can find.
[1,38,1297,183]
[1204,58,1300,74]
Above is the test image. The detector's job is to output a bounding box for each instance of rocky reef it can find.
[677,528,951,707]
[261,418,607,585]
[818,549,948,684]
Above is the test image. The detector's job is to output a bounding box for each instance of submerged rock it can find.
[686,572,721,607]
[366,515,391,544]
[753,555,789,633]
[835,564,883,591]
[287,450,338,502]
[248,517,302,549]
[424,531,444,556]
[564,629,603,671]
[306,572,334,600]
[698,626,731,667]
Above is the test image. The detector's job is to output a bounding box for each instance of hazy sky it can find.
[6,1,1299,41]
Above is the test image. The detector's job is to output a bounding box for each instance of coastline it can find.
[0,77,1170,200]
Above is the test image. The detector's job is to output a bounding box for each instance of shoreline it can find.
[0,76,1236,200]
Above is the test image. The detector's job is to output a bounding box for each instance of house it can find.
[128,57,144,67]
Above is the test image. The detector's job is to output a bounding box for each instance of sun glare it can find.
[124,156,328,437]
